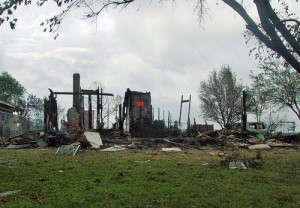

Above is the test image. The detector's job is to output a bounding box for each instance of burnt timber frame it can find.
[178,95,192,136]
[53,90,113,129]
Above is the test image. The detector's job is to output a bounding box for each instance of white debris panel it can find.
[84,131,103,148]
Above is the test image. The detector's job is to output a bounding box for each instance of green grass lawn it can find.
[0,147,299,208]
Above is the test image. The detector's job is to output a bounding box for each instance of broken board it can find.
[84,131,103,148]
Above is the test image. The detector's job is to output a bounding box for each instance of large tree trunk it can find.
[222,0,300,74]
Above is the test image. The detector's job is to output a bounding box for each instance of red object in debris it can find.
[136,101,144,107]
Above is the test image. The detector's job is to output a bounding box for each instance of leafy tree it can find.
[0,71,45,131]
[247,84,270,123]
[250,59,300,120]
[18,94,44,131]
[26,94,44,123]
[0,71,25,105]
[1,1,300,73]
[198,65,243,128]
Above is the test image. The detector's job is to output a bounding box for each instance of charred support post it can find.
[168,111,171,128]
[242,90,247,131]
[97,87,100,128]
[158,108,160,120]
[179,95,183,127]
[115,104,118,128]
[193,117,197,132]
[187,95,191,136]
[44,89,58,133]
[82,95,85,128]
[152,107,154,122]
[88,94,92,129]
[107,104,110,128]
[73,73,81,128]
[100,88,103,124]
[126,97,130,132]
[179,95,191,130]
[81,94,85,128]
[119,104,123,131]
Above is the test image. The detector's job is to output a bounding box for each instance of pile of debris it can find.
[193,129,299,150]
[1,127,299,154]
[219,151,263,170]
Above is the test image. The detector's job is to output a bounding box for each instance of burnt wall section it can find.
[67,107,80,133]
[124,89,152,134]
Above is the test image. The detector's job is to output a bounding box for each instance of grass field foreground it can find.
[0,148,300,207]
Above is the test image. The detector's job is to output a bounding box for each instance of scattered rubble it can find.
[56,143,81,156]
[248,144,271,150]
[220,151,263,169]
[1,122,299,153]
[229,161,247,170]
[101,145,127,152]
[0,190,21,197]
[267,141,293,147]
[134,159,151,163]
[0,159,17,164]
[161,147,182,152]
[6,142,38,149]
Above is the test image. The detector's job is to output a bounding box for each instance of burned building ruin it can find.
[44,73,113,133]
[123,88,152,132]
[44,74,169,138]
[120,89,171,137]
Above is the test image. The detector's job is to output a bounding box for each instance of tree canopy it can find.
[198,65,243,128]
[250,59,300,120]
[246,83,269,123]
[0,71,25,105]
[0,71,44,130]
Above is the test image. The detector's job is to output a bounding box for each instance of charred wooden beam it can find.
[53,92,113,96]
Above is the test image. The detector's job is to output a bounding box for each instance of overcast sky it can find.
[0,0,299,130]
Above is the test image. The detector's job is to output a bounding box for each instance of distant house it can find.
[0,101,16,141]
